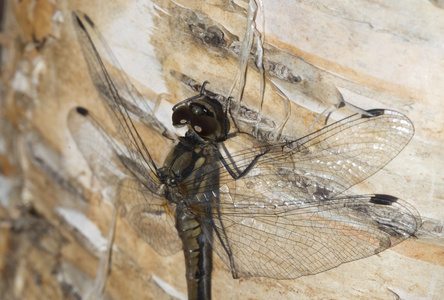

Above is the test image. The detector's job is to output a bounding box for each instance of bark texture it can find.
[1,0,443,299]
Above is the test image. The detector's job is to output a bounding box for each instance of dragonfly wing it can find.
[181,109,418,278]
[119,178,181,256]
[72,11,173,138]
[68,107,126,186]
[202,193,420,279]
[68,107,181,256]
[268,109,415,197]
[72,12,175,178]
[182,109,414,201]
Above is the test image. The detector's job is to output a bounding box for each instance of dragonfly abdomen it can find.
[176,205,212,300]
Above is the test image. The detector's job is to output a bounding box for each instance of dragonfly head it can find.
[172,95,229,141]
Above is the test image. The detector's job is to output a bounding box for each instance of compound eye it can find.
[172,106,193,126]
[191,115,218,136]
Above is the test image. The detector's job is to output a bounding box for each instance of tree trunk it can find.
[1,0,443,299]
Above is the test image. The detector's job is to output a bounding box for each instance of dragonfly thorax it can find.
[162,138,207,185]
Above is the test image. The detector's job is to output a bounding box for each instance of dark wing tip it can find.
[72,11,95,30]
[83,13,95,27]
[73,12,86,30]
[370,194,398,205]
[76,107,89,116]
[361,109,386,118]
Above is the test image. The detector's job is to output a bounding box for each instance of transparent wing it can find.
[71,12,183,255]
[179,109,418,278]
[202,193,420,279]
[118,178,181,256]
[68,107,126,187]
[181,109,414,202]
[68,107,181,256]
[72,11,175,180]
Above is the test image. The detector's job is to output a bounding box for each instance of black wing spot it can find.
[361,109,385,118]
[370,194,398,205]
[74,14,86,30]
[83,13,95,27]
[76,107,89,116]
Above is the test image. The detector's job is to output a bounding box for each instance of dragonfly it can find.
[71,11,421,300]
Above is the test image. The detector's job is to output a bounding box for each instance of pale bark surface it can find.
[1,0,443,299]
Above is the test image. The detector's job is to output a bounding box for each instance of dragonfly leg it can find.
[216,146,270,180]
